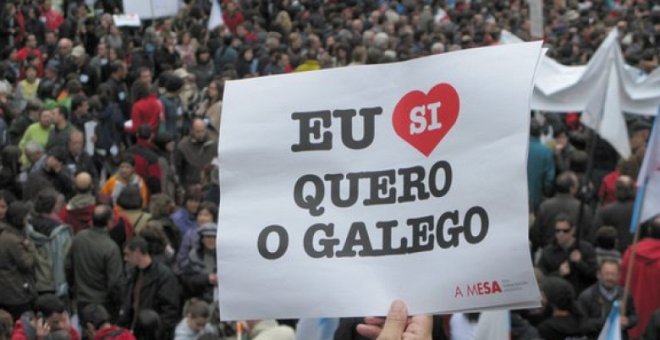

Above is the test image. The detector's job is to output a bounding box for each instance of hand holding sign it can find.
[357,300,433,340]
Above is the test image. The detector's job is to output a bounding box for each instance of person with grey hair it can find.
[25,141,46,173]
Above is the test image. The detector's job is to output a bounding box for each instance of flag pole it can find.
[620,173,649,313]
[575,128,598,245]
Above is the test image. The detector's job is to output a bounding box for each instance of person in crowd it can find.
[0,147,23,198]
[533,171,593,250]
[592,175,635,251]
[159,74,185,136]
[537,214,597,294]
[0,202,37,321]
[126,124,162,194]
[527,119,555,214]
[116,184,151,234]
[193,81,222,140]
[622,216,660,339]
[171,185,202,241]
[536,277,584,339]
[120,237,180,338]
[153,131,178,198]
[148,193,180,252]
[19,108,53,165]
[11,294,80,340]
[593,226,622,264]
[127,80,163,135]
[24,146,74,200]
[577,259,637,337]
[81,304,135,340]
[174,118,218,187]
[66,205,123,322]
[64,129,99,182]
[100,154,149,207]
[177,201,217,271]
[25,189,72,298]
[138,220,175,267]
[181,223,218,303]
[0,190,16,223]
[45,105,72,151]
[59,171,95,234]
[8,99,43,145]
[174,299,216,340]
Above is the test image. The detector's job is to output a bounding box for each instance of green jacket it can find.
[0,224,37,305]
[65,227,124,304]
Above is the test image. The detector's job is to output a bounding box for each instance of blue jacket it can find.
[527,137,555,212]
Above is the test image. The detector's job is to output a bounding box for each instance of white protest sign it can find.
[217,42,544,320]
[113,14,141,27]
[122,0,179,19]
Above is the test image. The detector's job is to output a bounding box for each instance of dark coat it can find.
[538,240,598,294]
[119,260,180,338]
[65,227,123,306]
[24,166,74,200]
[577,283,638,337]
[181,245,215,303]
[534,193,593,249]
[592,200,634,251]
[173,136,217,186]
[0,224,37,306]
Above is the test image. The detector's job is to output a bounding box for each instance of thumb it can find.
[378,300,408,340]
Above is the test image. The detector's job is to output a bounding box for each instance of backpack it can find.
[26,224,73,297]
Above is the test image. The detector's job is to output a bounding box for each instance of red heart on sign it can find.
[392,83,460,156]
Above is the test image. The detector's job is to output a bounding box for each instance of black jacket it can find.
[119,259,181,338]
[577,283,638,338]
[538,240,598,294]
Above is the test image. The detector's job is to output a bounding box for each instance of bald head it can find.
[92,205,112,229]
[58,38,73,56]
[75,172,93,193]
[191,118,208,141]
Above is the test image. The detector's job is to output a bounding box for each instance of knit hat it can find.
[198,223,218,237]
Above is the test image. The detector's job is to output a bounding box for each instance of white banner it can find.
[122,0,179,19]
[529,0,544,39]
[217,42,544,320]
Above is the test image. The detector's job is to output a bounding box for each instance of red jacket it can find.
[60,204,95,234]
[94,325,136,340]
[598,170,619,206]
[128,95,163,134]
[12,319,80,340]
[127,139,163,193]
[621,238,660,338]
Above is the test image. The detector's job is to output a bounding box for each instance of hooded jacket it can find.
[59,193,96,234]
[25,216,73,297]
[621,238,660,338]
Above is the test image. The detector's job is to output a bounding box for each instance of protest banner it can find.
[113,14,141,27]
[122,0,179,19]
[217,42,544,320]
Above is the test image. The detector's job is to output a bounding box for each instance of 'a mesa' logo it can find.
[454,280,502,298]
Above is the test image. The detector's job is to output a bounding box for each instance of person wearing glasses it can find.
[537,214,598,294]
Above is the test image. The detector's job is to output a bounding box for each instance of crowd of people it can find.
[0,0,658,339]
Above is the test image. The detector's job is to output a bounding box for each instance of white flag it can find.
[208,0,224,31]
[581,29,631,159]
[597,301,621,340]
